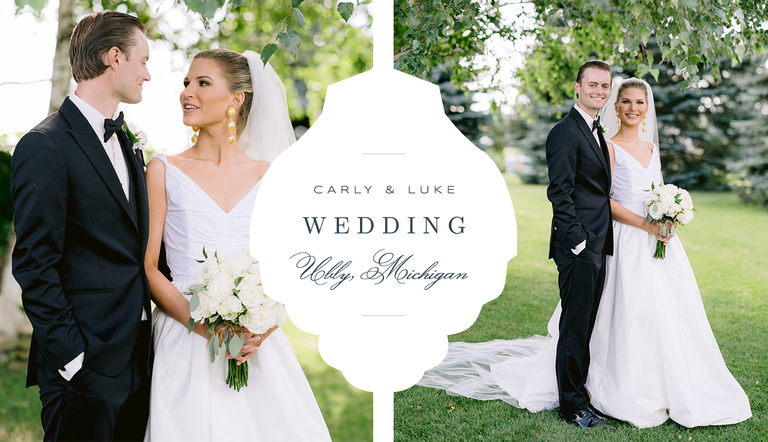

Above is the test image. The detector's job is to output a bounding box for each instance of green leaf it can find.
[189,293,200,311]
[650,69,660,82]
[278,30,302,59]
[636,63,650,79]
[290,0,303,7]
[186,0,223,19]
[188,284,206,293]
[229,332,244,358]
[209,334,218,362]
[408,13,421,28]
[735,44,746,63]
[261,43,279,65]
[338,2,354,22]
[293,8,305,28]
[234,276,244,287]
[202,246,208,259]
[187,317,196,333]
[679,81,690,94]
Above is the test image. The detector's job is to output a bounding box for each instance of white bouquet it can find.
[184,248,287,390]
[644,183,694,259]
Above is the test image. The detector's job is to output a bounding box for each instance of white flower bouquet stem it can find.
[184,248,287,391]
[644,182,695,259]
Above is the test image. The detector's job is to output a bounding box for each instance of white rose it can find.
[191,289,213,322]
[659,192,675,210]
[678,210,694,224]
[664,203,682,217]
[240,307,278,334]
[680,196,694,212]
[202,255,221,277]
[136,131,148,145]
[126,122,138,134]
[273,303,288,326]
[230,251,255,276]
[207,276,235,306]
[648,201,663,220]
[238,282,267,310]
[248,261,262,279]
[218,295,244,321]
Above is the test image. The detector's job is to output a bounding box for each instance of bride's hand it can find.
[227,325,279,365]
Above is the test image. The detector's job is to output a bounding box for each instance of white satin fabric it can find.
[418,142,752,428]
[145,154,331,442]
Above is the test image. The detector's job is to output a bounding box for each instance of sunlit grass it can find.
[395,179,768,442]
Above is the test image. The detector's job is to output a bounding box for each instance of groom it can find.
[12,11,152,441]
[545,61,614,429]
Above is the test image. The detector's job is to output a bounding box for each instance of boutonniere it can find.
[600,124,607,134]
[123,122,147,165]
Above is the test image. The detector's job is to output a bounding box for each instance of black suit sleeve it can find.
[546,120,588,250]
[11,131,86,370]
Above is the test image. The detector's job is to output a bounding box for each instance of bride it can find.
[143,49,331,441]
[418,77,752,428]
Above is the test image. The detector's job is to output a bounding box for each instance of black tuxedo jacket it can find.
[546,106,613,259]
[11,97,151,386]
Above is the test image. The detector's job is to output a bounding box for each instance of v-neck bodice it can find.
[609,140,662,215]
[154,154,262,283]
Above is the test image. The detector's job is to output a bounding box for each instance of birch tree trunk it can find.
[48,0,77,114]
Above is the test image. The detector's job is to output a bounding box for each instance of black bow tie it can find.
[592,116,601,133]
[104,111,125,142]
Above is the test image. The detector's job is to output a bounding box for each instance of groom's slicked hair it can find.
[69,11,145,83]
[576,61,611,84]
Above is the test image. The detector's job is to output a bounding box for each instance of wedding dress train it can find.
[418,142,752,428]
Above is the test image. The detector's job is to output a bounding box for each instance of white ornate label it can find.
[251,69,516,393]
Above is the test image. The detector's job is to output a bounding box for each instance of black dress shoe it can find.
[567,409,616,430]
[587,404,610,421]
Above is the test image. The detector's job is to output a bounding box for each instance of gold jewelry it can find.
[227,108,235,144]
[616,111,621,131]
[191,126,199,144]
[642,117,647,133]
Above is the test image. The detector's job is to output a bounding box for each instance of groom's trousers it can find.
[552,235,606,419]
[35,321,151,442]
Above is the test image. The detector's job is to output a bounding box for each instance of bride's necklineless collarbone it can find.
[609,138,655,169]
[165,155,268,214]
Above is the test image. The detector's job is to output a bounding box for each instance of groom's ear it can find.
[104,46,121,71]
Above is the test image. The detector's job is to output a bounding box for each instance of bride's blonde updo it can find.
[617,78,648,99]
[193,48,253,137]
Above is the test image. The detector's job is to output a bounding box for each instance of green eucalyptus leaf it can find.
[229,332,244,358]
[209,335,218,362]
[187,317,196,333]
[189,293,200,311]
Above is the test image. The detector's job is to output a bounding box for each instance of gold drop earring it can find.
[642,117,647,133]
[227,108,235,144]
[191,127,199,144]
[616,111,621,131]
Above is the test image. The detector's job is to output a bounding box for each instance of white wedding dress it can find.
[145,154,332,441]
[418,142,752,428]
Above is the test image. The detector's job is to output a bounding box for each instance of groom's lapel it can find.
[59,98,137,231]
[570,107,609,173]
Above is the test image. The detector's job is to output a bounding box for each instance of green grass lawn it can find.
[0,318,372,442]
[394,177,768,442]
